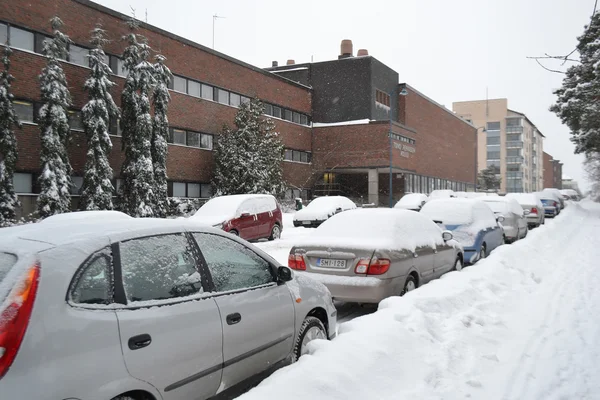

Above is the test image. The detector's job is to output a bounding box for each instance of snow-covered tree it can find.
[37,16,73,218]
[213,98,286,196]
[550,11,600,155]
[79,25,120,211]
[0,46,21,224]
[151,54,172,217]
[118,18,156,217]
[477,165,501,192]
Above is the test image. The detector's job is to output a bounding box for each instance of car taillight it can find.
[354,258,391,275]
[531,207,538,214]
[553,201,558,208]
[287,254,306,271]
[0,263,40,379]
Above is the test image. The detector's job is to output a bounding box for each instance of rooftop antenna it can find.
[212,14,225,49]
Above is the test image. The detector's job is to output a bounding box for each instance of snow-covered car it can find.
[537,191,561,217]
[394,193,428,211]
[40,210,132,223]
[0,215,336,400]
[542,188,565,209]
[480,197,528,243]
[288,209,463,303]
[505,192,545,228]
[293,196,356,227]
[420,198,504,264]
[428,189,456,200]
[560,189,580,201]
[191,194,283,241]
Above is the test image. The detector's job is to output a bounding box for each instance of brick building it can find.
[543,152,562,190]
[2,0,476,213]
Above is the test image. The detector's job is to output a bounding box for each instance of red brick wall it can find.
[543,152,553,189]
[400,88,476,185]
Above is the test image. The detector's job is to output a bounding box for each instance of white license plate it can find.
[318,258,346,268]
[303,221,312,225]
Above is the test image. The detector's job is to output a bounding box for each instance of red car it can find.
[191,194,283,241]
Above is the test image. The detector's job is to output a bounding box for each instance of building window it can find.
[71,176,84,195]
[116,58,127,77]
[187,131,201,148]
[173,75,187,93]
[13,172,33,194]
[13,100,34,123]
[300,114,308,125]
[9,26,34,52]
[201,183,212,198]
[487,136,500,145]
[272,106,282,119]
[486,121,501,131]
[264,104,273,115]
[487,151,500,159]
[188,80,201,97]
[69,111,84,131]
[69,44,89,67]
[171,129,186,145]
[376,89,390,107]
[187,183,201,198]
[241,96,250,105]
[506,117,522,127]
[229,93,241,107]
[169,181,212,198]
[109,118,123,136]
[201,84,213,100]
[217,89,229,105]
[284,149,311,163]
[292,112,301,124]
[173,182,186,197]
[506,149,521,157]
[201,134,213,150]
[283,109,293,121]
[0,23,7,45]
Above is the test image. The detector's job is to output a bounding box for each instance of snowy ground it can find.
[243,201,600,399]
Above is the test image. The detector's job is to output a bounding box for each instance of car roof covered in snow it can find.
[0,215,216,248]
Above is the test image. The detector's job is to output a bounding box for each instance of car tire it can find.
[453,256,463,272]
[293,316,327,361]
[229,230,239,237]
[269,224,281,241]
[400,275,418,296]
[479,244,487,260]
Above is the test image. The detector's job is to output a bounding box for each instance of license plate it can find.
[303,221,311,225]
[317,258,346,268]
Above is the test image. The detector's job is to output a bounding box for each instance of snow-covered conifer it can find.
[151,54,172,217]
[79,25,120,211]
[37,16,73,218]
[118,18,156,217]
[0,46,21,224]
[213,98,286,196]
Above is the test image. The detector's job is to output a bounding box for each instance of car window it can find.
[120,234,203,303]
[239,199,258,215]
[70,247,113,305]
[192,233,274,292]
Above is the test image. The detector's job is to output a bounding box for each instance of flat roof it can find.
[401,84,476,128]
[77,0,311,91]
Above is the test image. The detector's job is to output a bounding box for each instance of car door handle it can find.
[128,334,152,350]
[226,312,242,325]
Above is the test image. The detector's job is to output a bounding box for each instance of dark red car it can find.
[191,194,283,241]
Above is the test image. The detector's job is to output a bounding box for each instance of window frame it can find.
[67,247,116,308]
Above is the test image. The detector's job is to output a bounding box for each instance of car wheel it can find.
[479,245,487,260]
[229,230,239,237]
[293,316,327,361]
[400,275,417,295]
[453,257,463,271]
[269,224,281,241]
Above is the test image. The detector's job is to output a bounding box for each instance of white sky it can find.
[96,0,594,191]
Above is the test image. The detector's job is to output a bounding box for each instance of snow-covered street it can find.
[243,201,600,399]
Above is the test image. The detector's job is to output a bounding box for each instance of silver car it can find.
[505,193,545,228]
[288,209,463,304]
[0,214,336,400]
[481,197,528,243]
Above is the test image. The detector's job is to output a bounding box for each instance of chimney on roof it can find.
[286,59,295,65]
[339,39,353,59]
[272,61,278,67]
[357,49,369,56]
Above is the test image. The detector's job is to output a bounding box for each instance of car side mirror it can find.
[335,207,342,214]
[442,231,453,241]
[277,266,293,282]
[497,215,505,223]
[240,211,250,218]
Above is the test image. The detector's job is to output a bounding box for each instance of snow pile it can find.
[240,201,600,400]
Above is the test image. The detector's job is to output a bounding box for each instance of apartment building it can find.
[543,152,563,189]
[453,99,545,193]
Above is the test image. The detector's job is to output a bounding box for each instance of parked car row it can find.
[0,215,336,400]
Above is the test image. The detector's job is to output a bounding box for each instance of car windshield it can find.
[305,197,342,210]
[0,252,17,283]
[483,201,508,214]
[421,200,473,225]
[193,196,246,217]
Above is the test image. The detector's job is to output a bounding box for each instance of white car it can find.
[394,193,428,211]
[505,193,545,228]
[428,189,456,200]
[293,196,356,228]
[0,214,336,400]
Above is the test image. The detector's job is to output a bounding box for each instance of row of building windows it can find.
[284,149,311,163]
[2,20,310,128]
[169,128,213,150]
[389,133,416,145]
[283,188,311,201]
[169,73,310,126]
[375,89,391,107]
[404,173,473,195]
[169,181,212,199]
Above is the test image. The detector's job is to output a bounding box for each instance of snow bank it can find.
[240,201,600,400]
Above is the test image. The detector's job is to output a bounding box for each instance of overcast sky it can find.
[96,0,595,191]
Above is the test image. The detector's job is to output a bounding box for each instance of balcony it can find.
[506,156,524,164]
[505,125,523,134]
[505,140,524,148]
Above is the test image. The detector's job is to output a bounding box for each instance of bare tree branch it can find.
[532,58,566,74]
